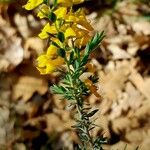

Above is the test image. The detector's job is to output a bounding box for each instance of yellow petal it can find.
[65,27,76,38]
[53,57,64,66]
[46,63,55,73]
[37,5,49,19]
[73,0,84,4]
[36,55,47,67]
[36,67,47,74]
[45,57,64,73]
[77,15,93,31]
[51,37,63,47]
[23,0,43,10]
[57,0,72,7]
[54,7,67,19]
[66,15,77,22]
[46,45,58,56]
[38,23,57,39]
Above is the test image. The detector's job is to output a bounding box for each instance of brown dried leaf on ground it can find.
[14,13,42,39]
[109,81,143,120]
[99,61,130,101]
[0,107,16,148]
[111,117,131,135]
[0,25,23,72]
[24,37,45,59]
[129,70,150,100]
[45,113,74,133]
[12,75,48,101]
[107,44,131,60]
[131,20,150,35]
[111,141,138,150]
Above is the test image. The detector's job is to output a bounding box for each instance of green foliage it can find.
[57,48,66,57]
[81,32,105,66]
[57,32,65,43]
[48,12,57,22]
[51,31,106,149]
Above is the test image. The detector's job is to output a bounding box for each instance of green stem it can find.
[64,56,94,149]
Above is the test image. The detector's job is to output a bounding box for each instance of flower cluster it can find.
[23,0,106,149]
[24,0,93,74]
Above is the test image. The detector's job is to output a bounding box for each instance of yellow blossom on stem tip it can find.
[54,7,67,19]
[57,0,84,7]
[36,45,64,74]
[65,27,76,38]
[38,23,57,39]
[23,0,43,10]
[37,5,49,19]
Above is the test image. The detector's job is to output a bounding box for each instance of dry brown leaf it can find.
[24,37,44,59]
[111,141,138,150]
[92,15,116,36]
[12,76,48,101]
[132,20,150,35]
[0,107,15,147]
[107,44,131,59]
[111,117,131,134]
[134,100,150,120]
[14,13,31,38]
[4,38,23,66]
[0,37,23,72]
[129,70,150,99]
[125,129,150,150]
[109,81,143,120]
[100,63,130,101]
[45,114,74,133]
[125,82,143,110]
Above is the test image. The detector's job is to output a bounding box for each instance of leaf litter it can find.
[0,0,150,149]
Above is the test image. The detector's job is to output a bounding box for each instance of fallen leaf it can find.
[12,76,48,101]
[107,44,131,59]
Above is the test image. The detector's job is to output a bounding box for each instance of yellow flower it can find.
[37,5,49,19]
[57,0,84,7]
[50,37,63,47]
[71,24,91,47]
[64,27,76,38]
[54,7,67,19]
[76,9,93,31]
[66,9,93,31]
[46,45,58,56]
[73,0,84,4]
[38,23,57,39]
[23,0,43,10]
[36,45,64,74]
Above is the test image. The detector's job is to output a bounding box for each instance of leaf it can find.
[107,44,131,60]
[12,76,48,101]
[57,32,65,43]
[0,37,24,72]
[48,12,56,22]
[51,85,67,94]
[69,51,74,64]
[85,31,105,54]
[57,48,66,57]
[87,109,99,117]
[81,31,105,66]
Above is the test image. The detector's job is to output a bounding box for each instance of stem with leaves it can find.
[52,32,107,149]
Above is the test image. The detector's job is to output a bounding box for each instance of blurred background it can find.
[0,0,150,149]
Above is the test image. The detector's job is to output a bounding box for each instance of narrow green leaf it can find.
[57,32,65,42]
[48,12,56,22]
[87,109,99,117]
[57,48,66,57]
[69,51,74,64]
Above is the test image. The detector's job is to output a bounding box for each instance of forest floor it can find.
[0,0,150,149]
